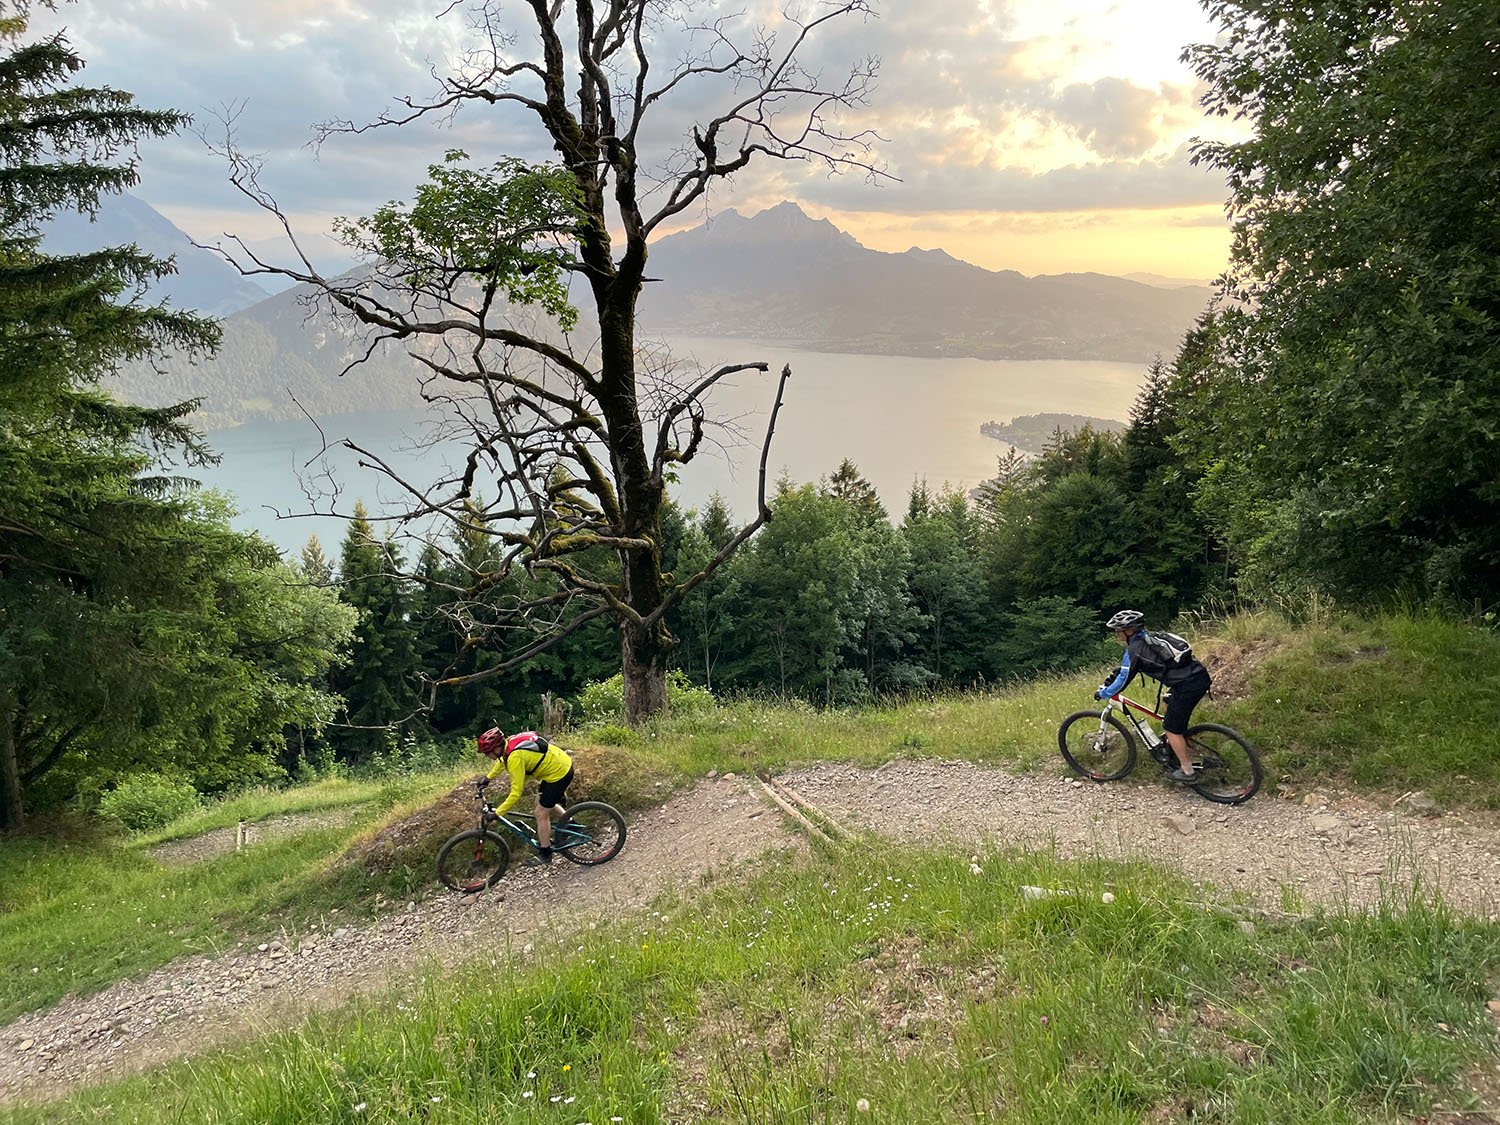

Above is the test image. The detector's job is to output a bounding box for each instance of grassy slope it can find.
[4,609,1500,1073]
[0,774,467,1024]
[7,841,1498,1124]
[1204,611,1500,807]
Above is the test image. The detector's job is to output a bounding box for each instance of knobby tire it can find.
[436,829,511,892]
[554,801,627,865]
[1058,710,1137,782]
[1186,723,1263,805]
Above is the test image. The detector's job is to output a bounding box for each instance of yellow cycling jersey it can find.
[486,741,573,814]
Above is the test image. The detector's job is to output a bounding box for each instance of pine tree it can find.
[298,534,335,585]
[0,3,224,830]
[331,503,421,761]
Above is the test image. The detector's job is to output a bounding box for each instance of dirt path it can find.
[5,760,1499,1107]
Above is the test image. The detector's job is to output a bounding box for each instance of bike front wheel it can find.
[436,829,511,892]
[1186,724,1263,805]
[1058,710,1137,782]
[554,802,627,865]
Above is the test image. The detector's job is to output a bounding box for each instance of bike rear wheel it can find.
[436,829,511,892]
[1058,710,1137,781]
[1186,724,1263,805]
[554,802,627,865]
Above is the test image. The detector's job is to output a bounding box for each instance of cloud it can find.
[1053,77,1167,157]
[31,0,1227,239]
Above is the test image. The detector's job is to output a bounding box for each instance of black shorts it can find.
[1162,669,1211,735]
[538,766,574,808]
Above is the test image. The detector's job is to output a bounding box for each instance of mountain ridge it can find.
[639,202,1210,362]
[107,199,1212,428]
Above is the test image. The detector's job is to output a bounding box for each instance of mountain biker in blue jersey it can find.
[1095,610,1213,782]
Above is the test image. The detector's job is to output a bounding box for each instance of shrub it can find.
[97,773,203,832]
[574,670,717,726]
[575,675,626,725]
[591,723,638,746]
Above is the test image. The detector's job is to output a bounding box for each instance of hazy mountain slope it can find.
[41,193,271,317]
[640,202,1212,363]
[111,276,435,429]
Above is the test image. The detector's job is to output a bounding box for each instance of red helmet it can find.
[476,728,506,757]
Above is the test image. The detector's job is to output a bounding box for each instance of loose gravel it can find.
[4,761,1498,1107]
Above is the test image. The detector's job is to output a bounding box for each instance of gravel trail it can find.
[4,761,1496,1106]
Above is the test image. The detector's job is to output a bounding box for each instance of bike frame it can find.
[1099,692,1172,758]
[1105,691,1161,721]
[479,799,582,854]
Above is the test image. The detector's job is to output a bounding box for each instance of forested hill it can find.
[981,413,1127,454]
[110,271,434,431]
[108,201,1209,429]
[639,202,1211,363]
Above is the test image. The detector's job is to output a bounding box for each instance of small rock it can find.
[332,928,349,940]
[1309,815,1343,835]
[1301,792,1328,808]
[1162,815,1195,836]
[707,769,719,779]
[1485,999,1500,1015]
[1101,892,1116,904]
[1237,920,1256,936]
[1394,791,1442,818]
[17,1039,34,1052]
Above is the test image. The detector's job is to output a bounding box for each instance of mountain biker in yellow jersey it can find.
[476,728,575,864]
[1095,610,1213,782]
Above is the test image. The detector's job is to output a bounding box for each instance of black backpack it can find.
[1141,629,1193,670]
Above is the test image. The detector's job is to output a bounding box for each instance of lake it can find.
[196,336,1151,556]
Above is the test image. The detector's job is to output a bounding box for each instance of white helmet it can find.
[1105,609,1145,630]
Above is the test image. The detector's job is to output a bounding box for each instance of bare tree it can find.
[215,0,882,722]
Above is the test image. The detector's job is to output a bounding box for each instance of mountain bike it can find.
[436,782,628,893]
[1057,689,1263,805]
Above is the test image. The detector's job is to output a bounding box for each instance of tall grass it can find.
[12,839,1498,1123]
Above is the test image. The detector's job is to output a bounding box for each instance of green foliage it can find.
[589,723,638,747]
[575,675,626,725]
[722,478,923,703]
[668,496,742,691]
[0,13,359,830]
[1180,0,1500,604]
[903,482,992,685]
[96,773,202,832]
[575,670,715,728]
[331,504,423,763]
[982,412,1127,454]
[334,152,585,329]
[987,596,1110,679]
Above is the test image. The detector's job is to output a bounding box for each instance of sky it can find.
[34,0,1235,282]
